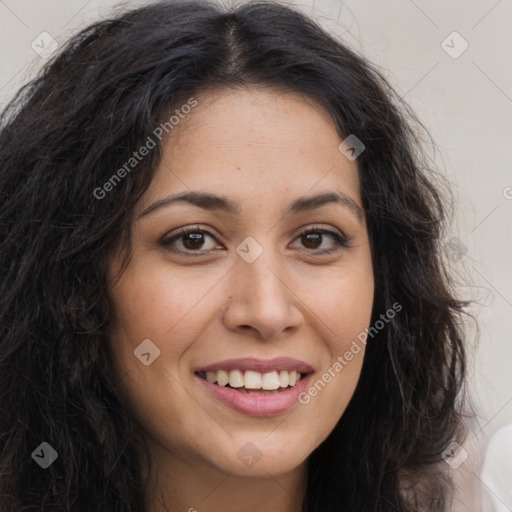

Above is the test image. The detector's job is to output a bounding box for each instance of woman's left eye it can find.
[160,225,349,256]
[290,227,349,253]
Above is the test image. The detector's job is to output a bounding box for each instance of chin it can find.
[211,435,312,477]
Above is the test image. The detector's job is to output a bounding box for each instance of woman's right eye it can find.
[160,227,222,255]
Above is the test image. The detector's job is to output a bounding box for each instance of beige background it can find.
[1,0,511,510]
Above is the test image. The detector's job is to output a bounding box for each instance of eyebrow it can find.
[138,190,364,222]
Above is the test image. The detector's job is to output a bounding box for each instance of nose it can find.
[221,247,304,340]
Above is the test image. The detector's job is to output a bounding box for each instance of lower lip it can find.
[196,373,313,416]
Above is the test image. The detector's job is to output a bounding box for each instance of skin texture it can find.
[107,87,375,512]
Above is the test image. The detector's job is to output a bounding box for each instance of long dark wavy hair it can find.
[0,1,471,510]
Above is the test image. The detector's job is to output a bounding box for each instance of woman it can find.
[0,1,470,510]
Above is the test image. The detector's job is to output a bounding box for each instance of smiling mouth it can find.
[195,369,306,394]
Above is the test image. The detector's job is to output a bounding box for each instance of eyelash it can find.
[159,225,350,256]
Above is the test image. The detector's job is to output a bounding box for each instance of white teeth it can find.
[216,369,229,386]
[206,371,217,383]
[262,371,281,390]
[229,369,244,388]
[244,370,262,389]
[201,369,304,390]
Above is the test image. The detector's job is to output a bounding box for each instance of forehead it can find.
[139,86,362,215]
[167,86,343,154]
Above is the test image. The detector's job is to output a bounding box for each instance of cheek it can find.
[106,261,228,415]
[109,262,224,350]
[296,260,373,426]
[304,264,374,354]
[106,269,200,442]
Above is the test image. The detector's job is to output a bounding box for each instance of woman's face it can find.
[108,87,374,479]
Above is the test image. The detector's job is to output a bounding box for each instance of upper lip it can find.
[195,357,314,374]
